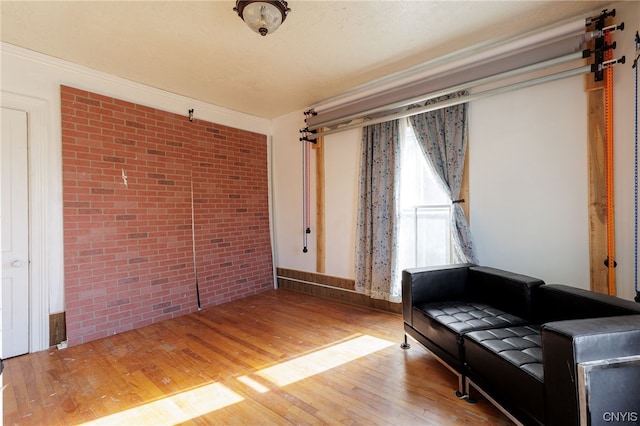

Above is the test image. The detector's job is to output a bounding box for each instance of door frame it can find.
[2,92,50,353]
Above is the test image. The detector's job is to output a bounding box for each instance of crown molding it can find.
[1,42,272,135]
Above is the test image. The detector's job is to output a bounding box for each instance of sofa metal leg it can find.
[464,379,476,404]
[452,375,475,402]
[455,375,468,400]
[455,391,476,403]
[400,335,411,349]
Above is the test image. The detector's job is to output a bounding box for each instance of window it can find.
[398,120,453,270]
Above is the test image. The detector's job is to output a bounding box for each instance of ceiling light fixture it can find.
[234,1,290,37]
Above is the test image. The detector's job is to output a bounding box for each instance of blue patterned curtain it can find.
[355,120,402,302]
[408,94,478,263]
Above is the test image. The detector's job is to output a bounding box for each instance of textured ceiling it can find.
[1,1,610,119]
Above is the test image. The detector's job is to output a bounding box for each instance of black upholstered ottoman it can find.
[464,326,545,425]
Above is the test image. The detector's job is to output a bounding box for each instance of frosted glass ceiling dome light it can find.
[234,1,291,37]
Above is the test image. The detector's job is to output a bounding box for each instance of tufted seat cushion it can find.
[464,325,543,381]
[411,300,530,371]
[418,301,529,333]
[463,325,545,423]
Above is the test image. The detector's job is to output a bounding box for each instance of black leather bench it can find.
[403,264,543,396]
[402,265,640,425]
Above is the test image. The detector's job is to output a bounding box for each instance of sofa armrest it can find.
[541,315,640,426]
[401,263,475,325]
[469,266,544,321]
[537,284,640,323]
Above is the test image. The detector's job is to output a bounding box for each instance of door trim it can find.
[2,92,51,353]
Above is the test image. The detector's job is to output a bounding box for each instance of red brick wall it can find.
[61,86,273,346]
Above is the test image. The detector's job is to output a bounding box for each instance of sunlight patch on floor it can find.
[80,334,393,425]
[237,374,270,393]
[256,334,394,386]
[80,382,244,426]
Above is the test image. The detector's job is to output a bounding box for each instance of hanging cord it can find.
[302,138,307,252]
[634,31,640,302]
[305,139,312,233]
[604,28,616,296]
[302,138,311,252]
[191,170,201,310]
[187,110,202,310]
[300,112,317,253]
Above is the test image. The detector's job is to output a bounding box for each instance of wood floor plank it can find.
[3,289,513,425]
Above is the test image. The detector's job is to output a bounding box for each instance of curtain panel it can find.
[409,93,478,264]
[355,120,402,302]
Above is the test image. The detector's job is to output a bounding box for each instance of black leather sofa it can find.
[402,264,640,425]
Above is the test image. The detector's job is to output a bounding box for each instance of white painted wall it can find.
[271,112,362,278]
[271,1,640,300]
[324,129,361,279]
[470,0,638,298]
[274,74,593,289]
[271,111,317,272]
[1,43,271,323]
[469,75,590,288]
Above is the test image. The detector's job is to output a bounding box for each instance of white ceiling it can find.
[1,1,610,119]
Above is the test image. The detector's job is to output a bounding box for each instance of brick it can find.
[61,86,272,346]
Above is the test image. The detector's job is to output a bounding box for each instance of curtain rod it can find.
[304,64,591,140]
[306,29,593,129]
[310,15,591,114]
[307,50,585,132]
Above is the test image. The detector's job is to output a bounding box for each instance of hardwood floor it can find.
[3,290,512,425]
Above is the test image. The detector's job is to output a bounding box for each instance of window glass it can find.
[398,121,452,269]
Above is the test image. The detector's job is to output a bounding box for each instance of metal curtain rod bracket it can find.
[586,8,615,27]
[587,10,614,84]
[589,8,623,82]
[299,127,318,143]
[583,42,617,59]
[592,56,626,74]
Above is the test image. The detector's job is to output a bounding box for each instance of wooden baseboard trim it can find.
[278,275,360,293]
[49,312,66,346]
[276,268,401,314]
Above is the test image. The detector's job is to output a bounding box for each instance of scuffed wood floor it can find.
[3,289,512,425]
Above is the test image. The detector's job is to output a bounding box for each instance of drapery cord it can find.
[302,139,312,253]
[190,170,201,310]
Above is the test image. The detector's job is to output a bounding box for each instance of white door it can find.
[1,108,30,359]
